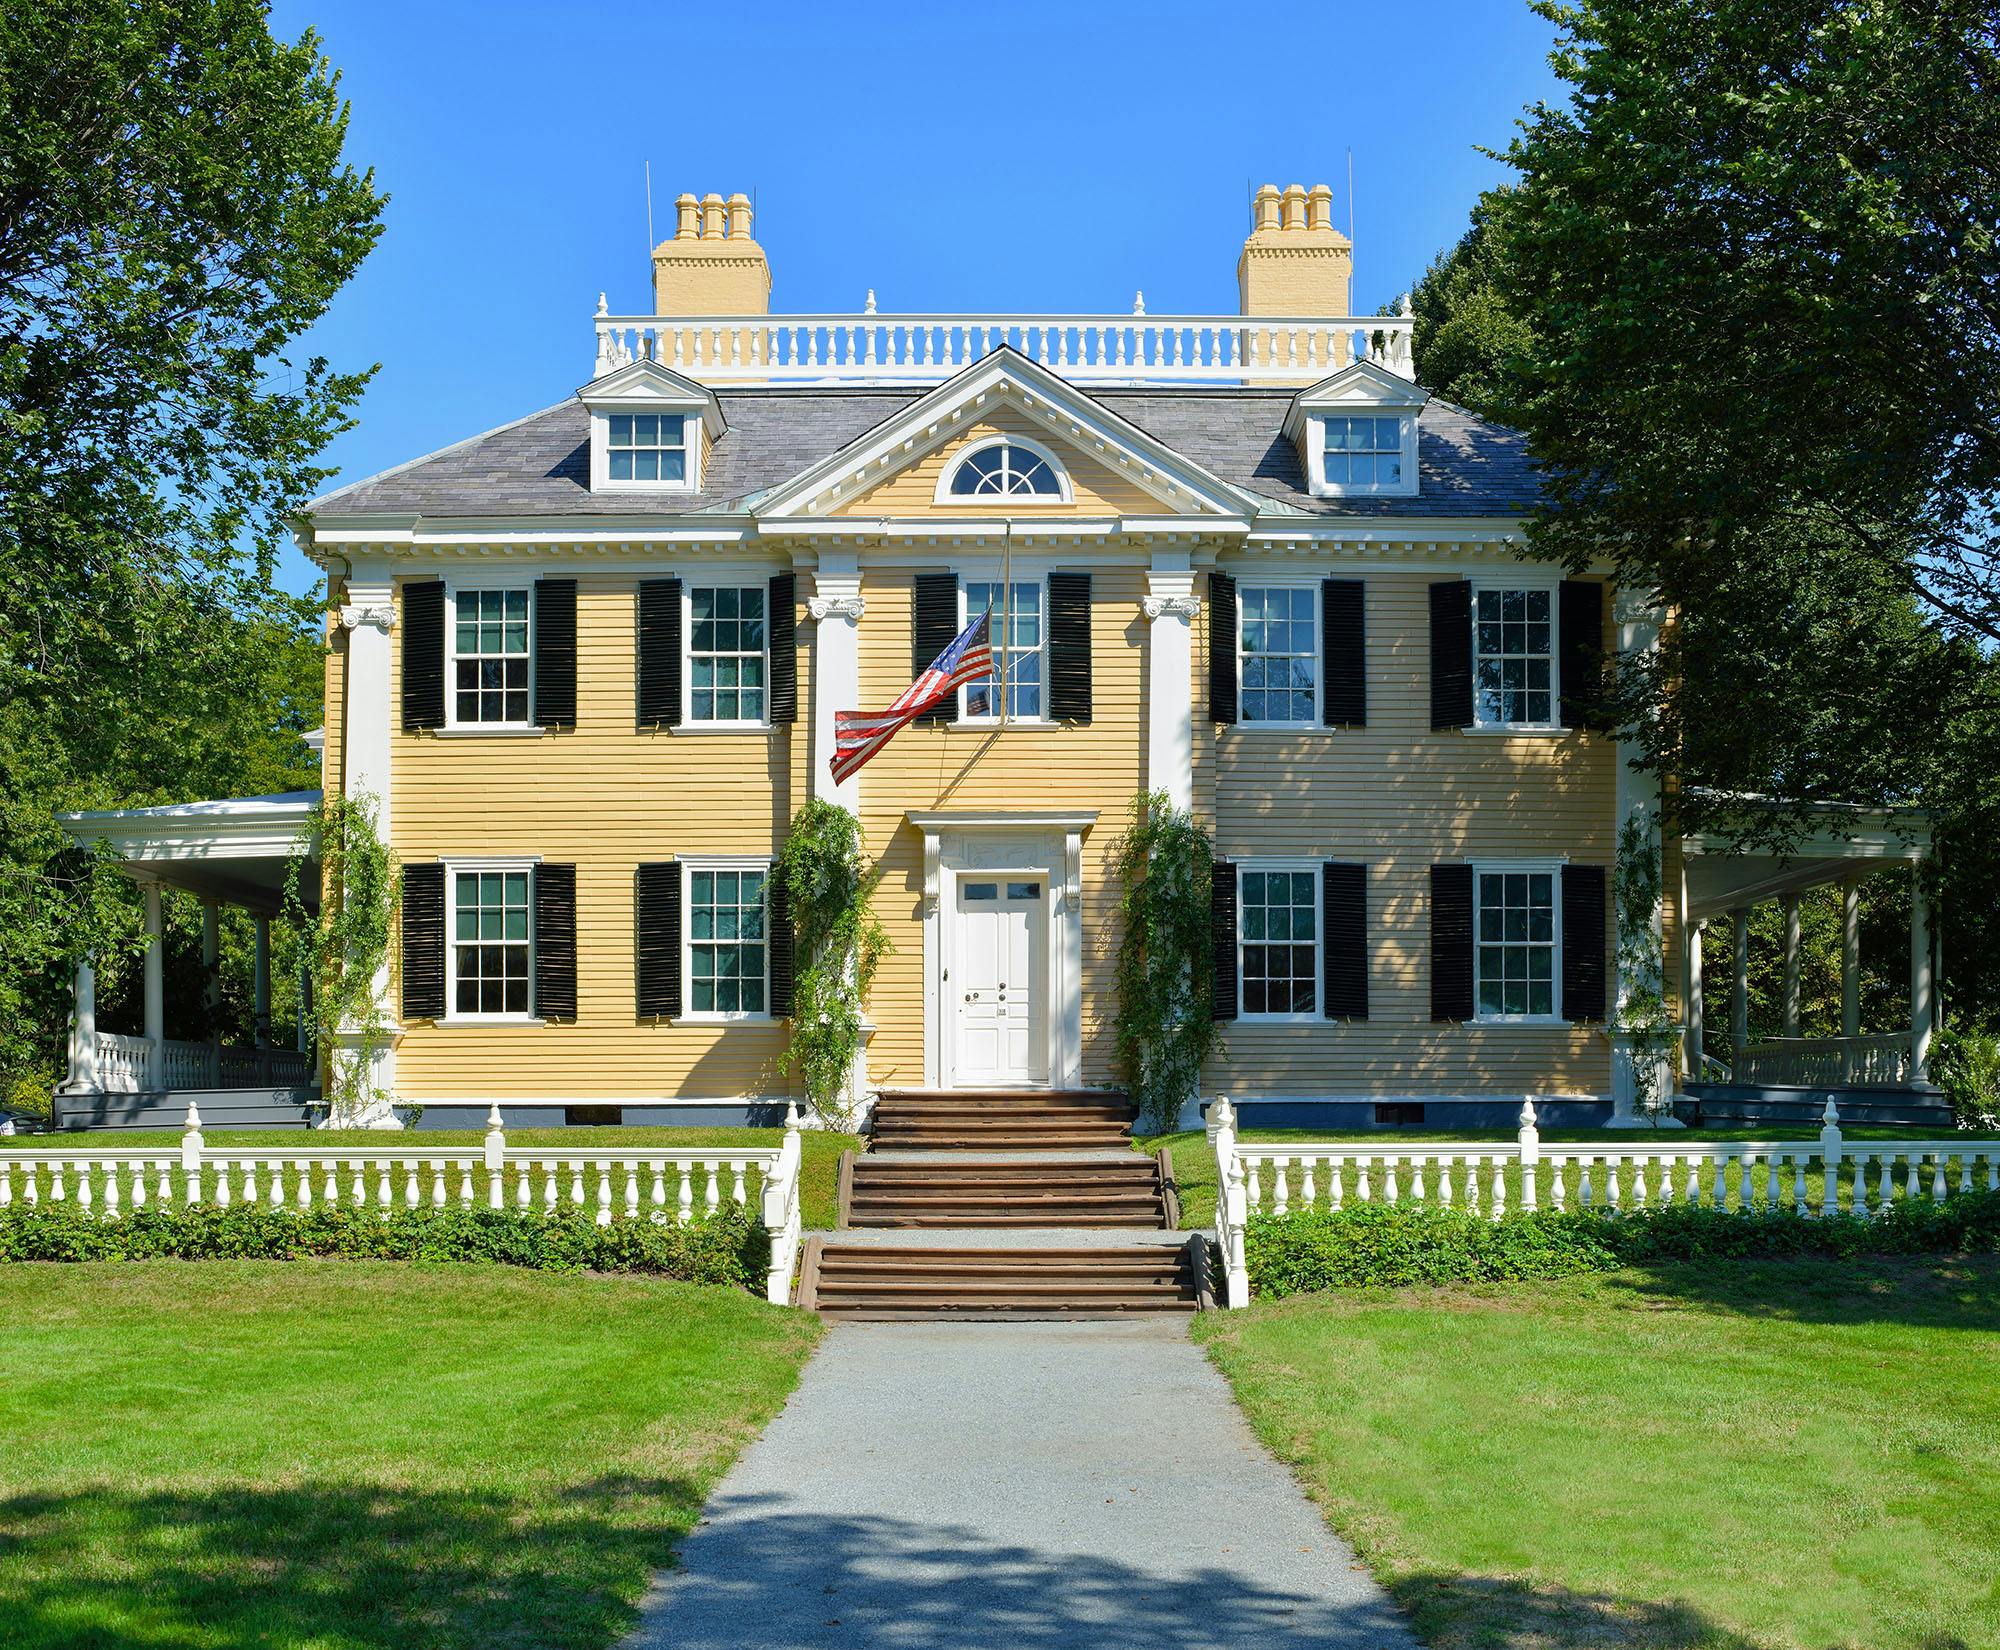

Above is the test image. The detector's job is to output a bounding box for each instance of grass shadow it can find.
[1597,1251,2000,1330]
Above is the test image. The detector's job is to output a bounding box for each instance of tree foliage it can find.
[1407,191,1535,419]
[1113,792,1217,1131]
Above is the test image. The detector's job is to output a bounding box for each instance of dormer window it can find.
[937,438,1070,503]
[608,413,686,483]
[579,358,724,495]
[1319,416,1406,490]
[1283,360,1427,501]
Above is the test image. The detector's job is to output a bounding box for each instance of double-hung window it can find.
[687,864,769,1017]
[688,585,768,724]
[1318,415,1406,490]
[1472,585,1557,728]
[1239,863,1318,1017]
[450,865,533,1017]
[608,413,687,484]
[1238,585,1317,724]
[1474,865,1559,1020]
[453,588,532,725]
[961,580,1043,721]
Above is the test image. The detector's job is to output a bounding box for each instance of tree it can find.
[0,1,384,1106]
[1406,191,1534,419]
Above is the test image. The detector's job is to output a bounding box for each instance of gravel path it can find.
[625,1318,1417,1650]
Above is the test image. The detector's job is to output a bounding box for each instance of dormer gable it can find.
[1283,359,1430,501]
[577,359,727,495]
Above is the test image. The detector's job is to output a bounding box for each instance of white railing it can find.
[96,1033,152,1093]
[592,306,1416,386]
[1731,1034,1913,1088]
[160,1039,213,1088]
[0,1101,808,1307]
[1207,1096,2000,1306]
[82,1039,317,1093]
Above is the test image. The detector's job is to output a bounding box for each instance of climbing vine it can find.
[774,800,889,1124]
[1113,791,1217,1132]
[282,793,398,1124]
[1613,811,1679,1120]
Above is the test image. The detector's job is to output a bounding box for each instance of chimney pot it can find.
[1253,183,1281,232]
[727,192,752,238]
[1281,183,1308,230]
[674,193,699,239]
[1307,183,1334,232]
[700,193,726,238]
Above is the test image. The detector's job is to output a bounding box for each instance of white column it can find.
[1685,918,1705,1075]
[1730,906,1750,1056]
[808,557,864,814]
[1909,862,1933,1084]
[253,915,272,1048]
[58,955,98,1094]
[1143,555,1199,813]
[1780,894,1801,1038]
[201,896,221,1029]
[1606,592,1675,1125]
[1841,880,1861,1038]
[142,882,165,1089]
[336,569,402,1125]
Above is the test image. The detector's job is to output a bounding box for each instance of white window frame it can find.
[445,577,537,733]
[1307,412,1418,499]
[1236,858,1322,1023]
[933,434,1074,506]
[682,581,772,731]
[957,574,1049,726]
[1467,575,1565,733]
[1234,577,1322,729]
[1468,857,1567,1026]
[589,406,703,495]
[681,855,774,1024]
[442,856,542,1026]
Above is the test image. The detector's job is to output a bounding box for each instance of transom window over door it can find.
[454,589,530,724]
[690,586,767,723]
[1241,867,1318,1016]
[945,441,1064,499]
[608,413,686,483]
[1239,586,1317,724]
[454,869,531,1015]
[1476,868,1557,1018]
[689,867,767,1015]
[962,580,1042,720]
[1474,588,1555,726]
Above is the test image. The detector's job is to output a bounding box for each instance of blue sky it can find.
[273,0,1563,595]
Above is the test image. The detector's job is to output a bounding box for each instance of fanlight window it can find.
[947,441,1063,498]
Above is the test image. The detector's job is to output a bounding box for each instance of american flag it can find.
[831,608,992,785]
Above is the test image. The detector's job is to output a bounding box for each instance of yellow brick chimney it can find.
[651,191,770,316]
[1237,181,1351,317]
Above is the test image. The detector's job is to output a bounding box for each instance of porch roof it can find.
[1679,801,1930,922]
[59,791,322,916]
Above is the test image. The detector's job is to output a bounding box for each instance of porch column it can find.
[253,915,272,1047]
[142,882,165,1089]
[1841,881,1861,1038]
[1685,920,1705,1073]
[808,558,864,814]
[1730,906,1750,1056]
[58,955,98,1094]
[1781,894,1801,1038]
[1909,863,1933,1083]
[1143,556,1199,813]
[337,568,402,1125]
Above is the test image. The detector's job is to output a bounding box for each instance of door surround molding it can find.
[908,810,1096,1090]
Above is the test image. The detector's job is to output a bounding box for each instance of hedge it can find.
[1245,1189,2000,1298]
[0,1201,766,1288]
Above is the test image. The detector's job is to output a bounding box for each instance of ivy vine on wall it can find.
[1613,810,1680,1119]
[1113,791,1217,1131]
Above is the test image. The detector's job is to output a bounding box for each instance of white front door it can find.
[952,876,1048,1087]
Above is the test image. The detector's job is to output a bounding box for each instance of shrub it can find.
[0,1202,767,1289]
[1932,1025,2000,1130]
[1244,1189,2000,1299]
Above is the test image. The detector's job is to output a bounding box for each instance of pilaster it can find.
[809,556,864,814]
[1143,554,1199,813]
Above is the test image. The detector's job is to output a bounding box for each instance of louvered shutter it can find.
[1321,579,1366,728]
[637,578,682,729]
[1207,572,1238,724]
[911,572,960,725]
[1430,863,1475,1021]
[1429,580,1473,731]
[768,571,798,725]
[1210,859,1238,1021]
[400,862,445,1019]
[1321,861,1369,1020]
[767,872,795,1015]
[1561,863,1608,1022]
[401,580,445,731]
[1559,580,1605,732]
[533,863,578,1021]
[1046,571,1093,723]
[636,862,681,1018]
[533,579,577,729]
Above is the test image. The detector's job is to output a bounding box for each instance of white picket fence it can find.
[0,1103,806,1306]
[1210,1097,2000,1309]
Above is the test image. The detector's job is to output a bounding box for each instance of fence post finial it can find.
[483,1103,506,1172]
[180,1101,204,1183]
[1517,1099,1541,1211]
[864,289,877,316]
[1819,1094,1844,1218]
[1133,290,1146,316]
[784,1098,802,1134]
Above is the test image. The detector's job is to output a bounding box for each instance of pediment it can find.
[577,358,726,439]
[1281,359,1429,441]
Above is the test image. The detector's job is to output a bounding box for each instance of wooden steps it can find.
[868,1089,1137,1151]
[799,1235,1212,1318]
[841,1151,1179,1229]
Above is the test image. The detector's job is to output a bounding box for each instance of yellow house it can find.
[53,184,1945,1134]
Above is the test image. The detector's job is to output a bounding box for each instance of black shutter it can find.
[768,572,798,725]
[767,873,795,1015]
[1322,861,1369,1020]
[1210,859,1238,1021]
[637,578,683,729]
[534,863,578,1021]
[1559,580,1605,731]
[1429,580,1473,731]
[1430,863,1475,1021]
[400,580,445,731]
[1561,863,1608,1022]
[1047,571,1093,723]
[533,579,577,729]
[400,862,445,1020]
[1207,571,1238,725]
[1321,579,1366,728]
[636,862,681,1018]
[911,572,959,725]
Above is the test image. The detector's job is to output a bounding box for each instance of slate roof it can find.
[306,385,1536,521]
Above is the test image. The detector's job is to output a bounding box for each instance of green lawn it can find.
[0,1261,820,1650]
[1196,1256,2000,1650]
